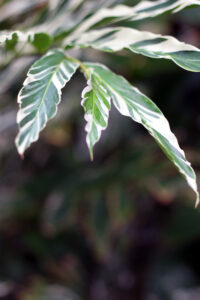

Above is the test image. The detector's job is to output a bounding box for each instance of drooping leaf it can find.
[68,27,200,72]
[81,72,111,160]
[72,0,200,36]
[83,62,199,205]
[15,49,79,155]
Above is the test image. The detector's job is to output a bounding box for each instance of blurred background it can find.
[0,1,200,299]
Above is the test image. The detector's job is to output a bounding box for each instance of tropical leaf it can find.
[68,27,200,72]
[83,62,199,205]
[15,49,79,155]
[81,72,111,160]
[72,0,200,36]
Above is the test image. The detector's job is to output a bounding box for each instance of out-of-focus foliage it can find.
[1,1,200,300]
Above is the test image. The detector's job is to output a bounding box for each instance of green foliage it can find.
[1,0,200,204]
[31,32,52,52]
[5,32,18,51]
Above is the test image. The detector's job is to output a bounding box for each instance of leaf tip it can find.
[17,146,25,159]
[20,153,25,160]
[15,135,25,159]
[195,194,200,208]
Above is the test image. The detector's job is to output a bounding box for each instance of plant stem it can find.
[67,55,90,79]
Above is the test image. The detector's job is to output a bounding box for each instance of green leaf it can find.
[15,49,79,156]
[0,31,27,46]
[83,62,199,205]
[31,32,52,52]
[81,72,111,160]
[0,31,52,52]
[5,32,19,51]
[72,0,200,35]
[68,27,200,72]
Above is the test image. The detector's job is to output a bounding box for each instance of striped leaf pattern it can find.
[15,49,79,155]
[81,73,111,160]
[128,0,200,21]
[83,62,199,205]
[69,27,200,72]
[71,0,200,36]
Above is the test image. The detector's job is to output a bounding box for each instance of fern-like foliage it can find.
[1,0,200,205]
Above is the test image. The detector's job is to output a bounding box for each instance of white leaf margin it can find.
[71,0,200,37]
[81,74,111,159]
[15,49,80,155]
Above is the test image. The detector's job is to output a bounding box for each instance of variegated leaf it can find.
[81,73,111,160]
[33,0,122,39]
[15,49,79,155]
[68,27,200,72]
[0,31,28,45]
[83,62,199,205]
[0,30,52,52]
[128,0,200,20]
[71,0,200,36]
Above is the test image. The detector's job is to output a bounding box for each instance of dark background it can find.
[0,1,200,299]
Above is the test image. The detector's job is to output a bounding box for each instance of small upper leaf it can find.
[83,62,199,205]
[5,32,19,51]
[68,27,200,72]
[15,49,79,155]
[31,32,52,52]
[81,72,111,160]
[0,31,28,46]
[0,31,52,52]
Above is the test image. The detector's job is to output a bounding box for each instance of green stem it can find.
[67,56,90,79]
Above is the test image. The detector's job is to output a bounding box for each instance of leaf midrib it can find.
[33,58,66,121]
[95,72,142,119]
